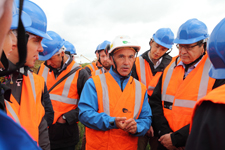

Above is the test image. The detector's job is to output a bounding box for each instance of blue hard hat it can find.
[174,18,209,44]
[207,18,225,79]
[11,1,32,29]
[153,28,174,49]
[95,44,100,53]
[64,41,77,55]
[39,31,65,61]
[96,40,111,51]
[22,1,52,40]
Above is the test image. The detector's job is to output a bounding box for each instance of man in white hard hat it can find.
[78,35,152,150]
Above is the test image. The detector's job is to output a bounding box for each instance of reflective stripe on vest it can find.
[95,69,101,76]
[162,57,211,108]
[98,74,142,118]
[90,63,95,71]
[49,94,78,105]
[134,79,142,119]
[148,86,155,91]
[40,64,49,82]
[138,56,146,86]
[50,62,80,105]
[28,71,36,102]
[5,100,20,125]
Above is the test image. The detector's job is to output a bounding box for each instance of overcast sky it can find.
[31,0,225,64]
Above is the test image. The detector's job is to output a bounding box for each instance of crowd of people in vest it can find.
[0,0,225,150]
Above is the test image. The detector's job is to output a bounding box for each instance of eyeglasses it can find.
[26,32,43,42]
[176,43,199,51]
[11,29,18,37]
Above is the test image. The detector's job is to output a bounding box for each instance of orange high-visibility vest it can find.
[91,68,103,76]
[135,56,162,96]
[86,72,146,150]
[190,84,225,131]
[5,71,45,143]
[161,54,215,132]
[38,61,81,124]
[85,62,99,72]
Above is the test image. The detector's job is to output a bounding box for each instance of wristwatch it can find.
[62,115,66,120]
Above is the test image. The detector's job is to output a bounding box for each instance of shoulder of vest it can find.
[39,62,48,71]
[30,71,45,82]
[85,64,90,68]
[40,62,47,68]
[132,76,145,86]
[91,73,102,83]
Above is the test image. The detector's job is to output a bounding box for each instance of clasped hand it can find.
[115,117,137,134]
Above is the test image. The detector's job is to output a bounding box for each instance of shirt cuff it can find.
[109,117,116,128]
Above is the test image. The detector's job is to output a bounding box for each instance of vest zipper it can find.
[121,79,124,92]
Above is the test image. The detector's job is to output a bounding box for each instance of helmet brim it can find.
[109,45,141,54]
[25,27,52,40]
[174,35,209,44]
[38,51,56,61]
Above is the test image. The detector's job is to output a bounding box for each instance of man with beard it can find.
[92,40,112,76]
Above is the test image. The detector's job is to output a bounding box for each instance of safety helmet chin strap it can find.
[0,0,27,76]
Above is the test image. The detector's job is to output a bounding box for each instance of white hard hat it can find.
[108,35,141,54]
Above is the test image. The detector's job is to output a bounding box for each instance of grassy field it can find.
[76,122,85,150]
[32,60,151,150]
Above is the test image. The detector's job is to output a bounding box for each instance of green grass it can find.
[75,122,85,150]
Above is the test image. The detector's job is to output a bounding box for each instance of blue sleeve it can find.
[134,91,152,136]
[78,78,117,131]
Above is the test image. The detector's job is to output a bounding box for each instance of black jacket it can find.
[132,50,172,80]
[39,56,90,149]
[149,60,225,149]
[185,101,225,150]
[0,84,10,111]
[42,84,54,126]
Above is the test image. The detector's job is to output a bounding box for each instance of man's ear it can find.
[149,39,153,47]
[109,55,112,61]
